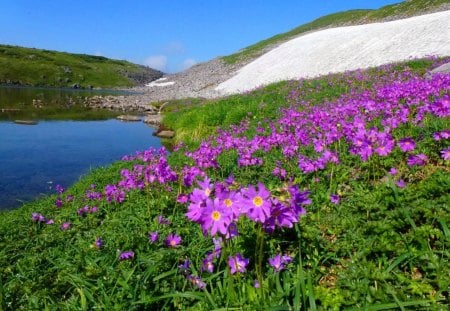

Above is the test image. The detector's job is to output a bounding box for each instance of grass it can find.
[0,56,448,310]
[0,44,162,88]
[222,0,450,64]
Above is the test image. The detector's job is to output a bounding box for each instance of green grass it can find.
[0,44,162,88]
[222,0,449,64]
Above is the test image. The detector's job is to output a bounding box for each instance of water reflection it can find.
[0,87,159,210]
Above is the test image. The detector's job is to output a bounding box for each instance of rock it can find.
[14,120,38,125]
[427,62,450,78]
[143,115,162,126]
[155,130,175,139]
[116,115,141,121]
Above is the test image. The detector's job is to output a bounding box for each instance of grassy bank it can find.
[222,0,450,64]
[0,57,449,310]
[0,44,162,88]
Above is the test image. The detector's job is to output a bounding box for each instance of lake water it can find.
[0,87,160,210]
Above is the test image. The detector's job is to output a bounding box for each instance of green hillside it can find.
[223,0,449,64]
[0,44,162,88]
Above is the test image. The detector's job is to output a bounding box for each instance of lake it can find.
[0,86,160,210]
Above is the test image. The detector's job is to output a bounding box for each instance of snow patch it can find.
[146,77,176,87]
[216,11,450,94]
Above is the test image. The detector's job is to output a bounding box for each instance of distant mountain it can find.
[0,44,163,88]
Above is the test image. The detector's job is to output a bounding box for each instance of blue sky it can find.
[0,0,401,73]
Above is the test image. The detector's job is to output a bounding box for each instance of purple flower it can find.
[77,205,90,216]
[241,183,272,223]
[433,130,450,141]
[330,194,340,205]
[441,147,450,161]
[225,222,239,239]
[45,219,54,225]
[269,253,293,272]
[228,253,249,274]
[165,233,182,248]
[201,198,232,236]
[388,167,398,175]
[157,215,171,225]
[398,137,416,152]
[197,176,213,198]
[95,237,103,249]
[105,184,125,203]
[32,212,45,222]
[268,254,285,272]
[396,179,406,188]
[148,231,159,243]
[55,197,63,208]
[201,253,215,273]
[178,259,191,272]
[55,184,65,194]
[60,222,71,230]
[254,279,260,288]
[288,185,311,216]
[264,201,298,233]
[187,275,206,289]
[407,154,428,167]
[177,194,189,203]
[119,250,134,261]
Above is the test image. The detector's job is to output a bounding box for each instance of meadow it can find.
[0,44,161,88]
[0,56,448,310]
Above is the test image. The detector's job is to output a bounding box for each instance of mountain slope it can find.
[222,0,450,65]
[216,10,450,94]
[0,45,163,88]
[138,1,450,105]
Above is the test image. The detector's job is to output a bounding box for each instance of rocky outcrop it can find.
[120,66,164,86]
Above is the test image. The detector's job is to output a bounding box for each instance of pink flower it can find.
[165,233,182,248]
[60,222,71,230]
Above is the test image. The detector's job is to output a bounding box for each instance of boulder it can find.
[116,115,141,121]
[428,62,450,75]
[14,120,38,125]
[155,130,175,139]
[143,115,162,126]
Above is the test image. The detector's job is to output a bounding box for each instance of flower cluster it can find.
[185,177,310,237]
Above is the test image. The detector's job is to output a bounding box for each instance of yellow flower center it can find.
[212,211,221,221]
[170,240,177,246]
[205,188,211,196]
[224,198,233,207]
[253,196,263,207]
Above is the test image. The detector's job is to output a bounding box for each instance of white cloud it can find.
[181,58,197,70]
[144,55,167,71]
[95,51,103,56]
